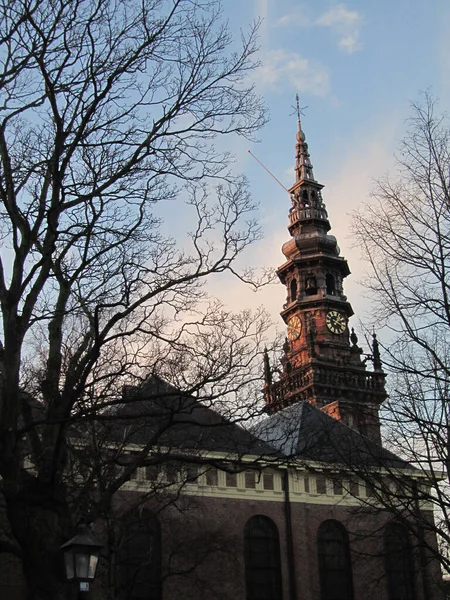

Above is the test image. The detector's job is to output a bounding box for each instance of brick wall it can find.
[1,489,443,600]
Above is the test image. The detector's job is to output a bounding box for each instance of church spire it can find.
[287,100,330,238]
[262,105,387,444]
[294,94,316,184]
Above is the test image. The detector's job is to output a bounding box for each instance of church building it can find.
[0,118,444,600]
[100,116,443,600]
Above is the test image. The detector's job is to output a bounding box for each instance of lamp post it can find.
[61,524,104,598]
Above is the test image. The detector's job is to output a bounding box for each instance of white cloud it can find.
[316,4,360,28]
[338,35,360,54]
[316,4,363,54]
[277,4,363,55]
[257,50,331,97]
[276,11,311,28]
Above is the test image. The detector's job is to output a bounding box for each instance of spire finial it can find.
[292,96,316,186]
[296,93,301,129]
[295,94,306,143]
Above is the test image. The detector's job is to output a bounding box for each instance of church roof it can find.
[252,401,409,469]
[109,375,278,458]
[110,375,409,471]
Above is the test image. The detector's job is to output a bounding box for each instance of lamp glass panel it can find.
[64,552,75,580]
[75,552,90,579]
[88,554,99,579]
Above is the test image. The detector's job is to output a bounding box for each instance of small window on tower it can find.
[305,275,317,296]
[290,278,297,302]
[302,189,309,206]
[326,274,336,296]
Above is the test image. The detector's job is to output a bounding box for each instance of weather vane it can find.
[292,94,308,124]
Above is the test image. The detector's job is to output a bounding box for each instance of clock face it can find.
[326,310,346,335]
[287,315,302,341]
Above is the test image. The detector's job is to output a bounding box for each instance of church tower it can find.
[263,110,387,444]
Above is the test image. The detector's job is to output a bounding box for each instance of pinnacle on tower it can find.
[372,332,382,371]
[263,347,272,386]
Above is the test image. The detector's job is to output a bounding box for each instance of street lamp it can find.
[61,524,104,595]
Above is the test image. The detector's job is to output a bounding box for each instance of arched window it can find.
[119,510,161,600]
[318,520,354,600]
[326,274,336,296]
[305,275,317,296]
[290,278,298,302]
[385,522,416,600]
[244,515,282,600]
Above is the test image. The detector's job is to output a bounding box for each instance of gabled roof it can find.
[109,375,409,471]
[252,401,409,469]
[109,375,277,457]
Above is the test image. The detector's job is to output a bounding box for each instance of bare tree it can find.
[351,93,450,576]
[0,1,270,598]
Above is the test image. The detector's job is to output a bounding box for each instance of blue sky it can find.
[204,0,450,341]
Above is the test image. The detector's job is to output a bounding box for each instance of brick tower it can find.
[263,111,387,444]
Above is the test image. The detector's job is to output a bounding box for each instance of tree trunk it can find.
[6,478,72,600]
